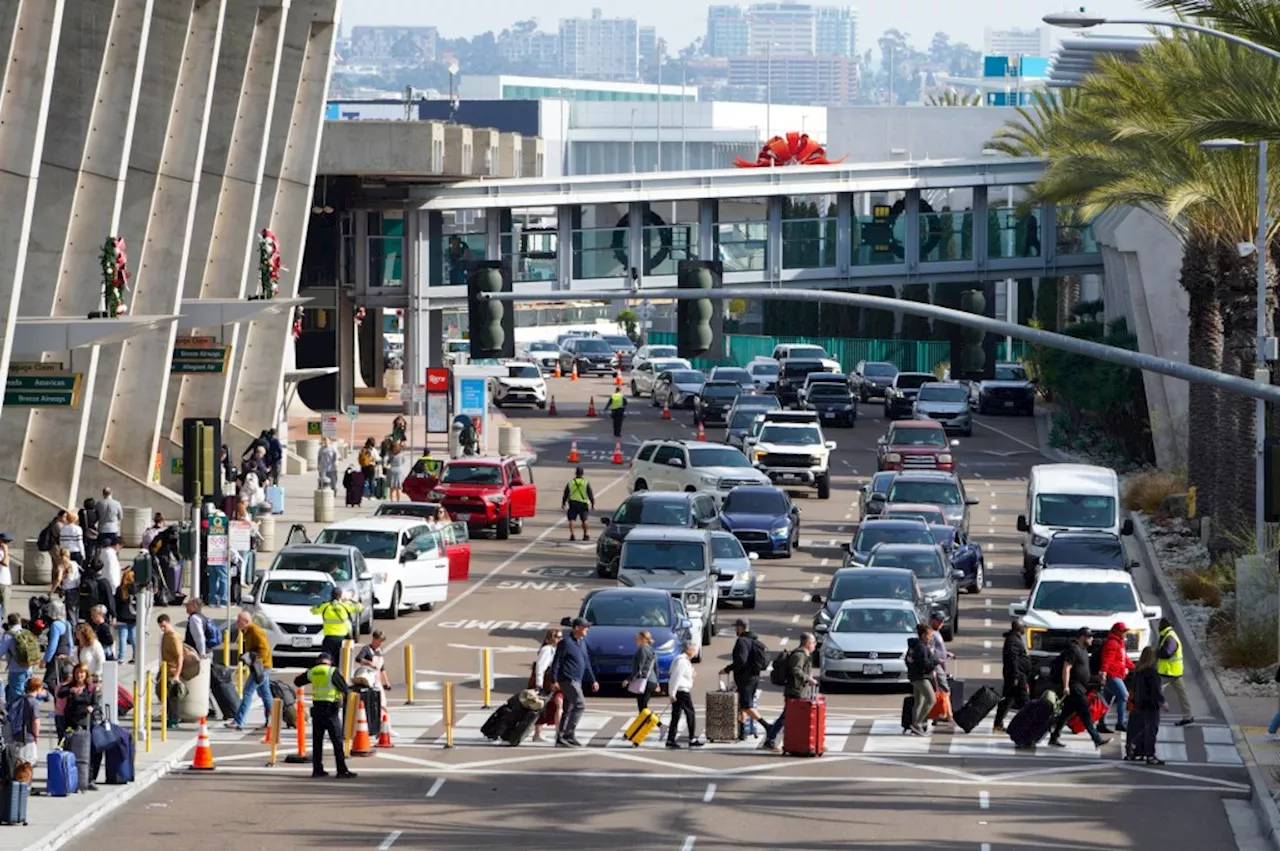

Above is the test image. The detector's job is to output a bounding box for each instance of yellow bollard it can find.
[145,676,154,753]
[341,639,353,681]
[481,649,493,709]
[343,691,359,757]
[222,631,230,668]
[268,697,283,766]
[442,681,456,749]
[404,645,415,706]
[132,681,140,745]
[235,631,245,697]
[159,665,167,744]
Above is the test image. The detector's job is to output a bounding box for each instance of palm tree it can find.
[925,90,982,107]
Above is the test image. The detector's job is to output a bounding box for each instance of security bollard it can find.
[341,639,353,681]
[132,681,140,745]
[222,631,231,669]
[343,691,359,757]
[235,631,246,697]
[404,645,415,706]
[443,681,456,749]
[481,649,493,709]
[147,674,156,752]
[268,698,283,766]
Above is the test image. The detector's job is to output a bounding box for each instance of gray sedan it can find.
[711,531,758,609]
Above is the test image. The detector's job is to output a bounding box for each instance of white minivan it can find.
[1017,464,1133,586]
[314,517,449,618]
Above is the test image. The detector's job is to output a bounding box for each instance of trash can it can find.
[122,506,151,548]
[23,539,52,586]
[178,657,212,723]
[314,488,334,524]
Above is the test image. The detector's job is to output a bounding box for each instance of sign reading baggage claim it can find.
[171,336,230,374]
[4,363,82,408]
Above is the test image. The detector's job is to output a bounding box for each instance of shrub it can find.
[1122,470,1185,513]
[1175,570,1223,608]
[1215,618,1279,670]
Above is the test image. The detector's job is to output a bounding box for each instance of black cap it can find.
[1076,627,1094,638]
[317,652,332,662]
[571,617,590,629]
[0,533,11,543]
[733,618,749,630]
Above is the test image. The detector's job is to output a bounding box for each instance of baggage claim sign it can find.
[5,363,83,408]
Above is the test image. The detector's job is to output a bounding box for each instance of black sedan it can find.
[803,382,858,427]
[694,381,742,425]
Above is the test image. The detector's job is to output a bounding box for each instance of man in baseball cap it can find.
[562,467,595,542]
[1048,627,1110,750]
[294,650,356,778]
[993,618,1032,732]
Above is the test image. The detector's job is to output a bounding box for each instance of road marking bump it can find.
[989,505,998,511]
[982,844,992,851]
[985,598,992,608]
[988,527,996,535]
[682,837,697,851]
[379,831,403,850]
[984,640,992,650]
[799,593,810,602]
[837,525,847,532]
[820,558,830,567]
[811,576,821,585]
[982,664,991,675]
[984,618,992,628]
[703,783,716,803]
[979,790,990,810]
[426,778,445,798]
[844,514,853,520]
[779,637,790,648]
[791,614,800,624]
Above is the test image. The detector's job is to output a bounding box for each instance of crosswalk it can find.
[207,706,1245,766]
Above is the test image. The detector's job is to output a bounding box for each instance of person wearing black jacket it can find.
[1047,627,1111,749]
[76,559,115,624]
[906,624,940,736]
[720,618,767,740]
[993,618,1033,732]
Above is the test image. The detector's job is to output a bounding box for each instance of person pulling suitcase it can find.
[226,611,272,731]
[992,618,1032,733]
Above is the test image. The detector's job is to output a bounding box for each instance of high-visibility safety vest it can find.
[308,664,340,703]
[313,600,358,637]
[608,392,625,411]
[1157,626,1183,677]
[420,456,441,476]
[567,477,590,505]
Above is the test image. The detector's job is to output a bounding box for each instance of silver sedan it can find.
[711,531,758,609]
[818,599,920,687]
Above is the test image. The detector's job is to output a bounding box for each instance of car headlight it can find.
[484,493,506,504]
[770,525,790,537]
[684,592,703,607]
[655,638,677,653]
[735,570,753,582]
[822,644,843,660]
[886,453,901,463]
[753,450,766,462]
[939,454,953,464]
[1125,630,1141,651]
[843,404,854,411]
[1026,628,1046,649]
[1032,535,1050,547]
[700,475,719,487]
[428,490,446,500]
[925,589,949,601]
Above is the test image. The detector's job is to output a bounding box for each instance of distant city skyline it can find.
[342,0,1164,55]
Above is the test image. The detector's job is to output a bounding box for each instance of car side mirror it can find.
[748,552,759,561]
[1128,560,1140,571]
[1016,515,1029,533]
[600,517,611,526]
[950,439,960,447]
[400,551,417,562]
[876,437,886,445]
[560,616,573,627]
[668,457,684,468]
[825,441,837,450]
[241,594,255,605]
[965,497,979,506]
[1121,518,1135,536]
[814,623,828,634]
[952,569,966,581]
[840,542,851,553]
[810,594,823,604]
[869,494,886,503]
[359,573,373,582]
[679,619,693,632]
[1143,605,1162,620]
[1009,603,1028,617]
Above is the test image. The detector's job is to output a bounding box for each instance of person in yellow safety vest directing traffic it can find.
[312,588,364,663]
[607,389,627,438]
[411,449,442,480]
[1156,618,1194,726]
[561,466,596,542]
[294,653,357,779]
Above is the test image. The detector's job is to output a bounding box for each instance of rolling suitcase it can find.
[945,677,966,710]
[270,679,297,729]
[46,747,77,797]
[481,694,524,740]
[901,695,916,731]
[623,708,663,747]
[1007,696,1057,748]
[360,688,382,738]
[1067,691,1108,735]
[104,730,135,784]
[375,477,389,500]
[0,782,28,825]
[953,685,1001,733]
[211,675,239,721]
[499,706,539,746]
[704,687,739,742]
[266,485,285,515]
[783,691,826,757]
[66,728,91,791]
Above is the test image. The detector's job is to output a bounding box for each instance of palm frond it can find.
[1144,0,1280,52]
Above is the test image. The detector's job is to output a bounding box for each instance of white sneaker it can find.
[532,730,544,742]
[1265,732,1280,742]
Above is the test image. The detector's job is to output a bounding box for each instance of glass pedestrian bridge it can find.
[392,157,1100,302]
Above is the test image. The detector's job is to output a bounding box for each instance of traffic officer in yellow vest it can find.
[607,388,627,438]
[412,448,442,480]
[293,652,356,779]
[1156,617,1194,726]
[561,466,596,542]
[312,587,364,663]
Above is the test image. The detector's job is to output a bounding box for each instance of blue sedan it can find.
[719,485,801,558]
[562,588,694,688]
[931,524,985,593]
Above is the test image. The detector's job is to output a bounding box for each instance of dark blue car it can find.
[562,588,694,687]
[719,485,801,558]
[930,524,985,594]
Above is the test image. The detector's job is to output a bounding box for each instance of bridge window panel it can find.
[437,210,487,286]
[782,194,837,269]
[644,200,699,275]
[989,186,1040,259]
[367,211,404,288]
[1056,206,1098,255]
[572,227,627,279]
[717,196,769,272]
[921,211,973,263]
[507,208,558,283]
[852,205,904,267]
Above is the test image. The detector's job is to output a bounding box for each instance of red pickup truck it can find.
[876,420,959,472]
[426,455,538,540]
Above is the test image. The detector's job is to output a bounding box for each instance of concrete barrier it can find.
[298,438,320,471]
[258,514,276,552]
[498,424,522,457]
[23,539,52,586]
[122,506,151,548]
[314,488,334,524]
[178,657,212,723]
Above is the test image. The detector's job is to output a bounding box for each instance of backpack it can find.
[37,522,57,553]
[204,617,223,650]
[12,630,39,668]
[749,638,769,675]
[769,650,790,687]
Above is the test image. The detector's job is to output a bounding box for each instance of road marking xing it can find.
[979,790,990,810]
[682,837,697,851]
[426,778,445,798]
[378,831,402,850]
[791,614,800,624]
[703,783,716,802]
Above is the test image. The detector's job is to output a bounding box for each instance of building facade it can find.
[347,25,438,64]
[983,26,1052,58]
[707,5,751,58]
[728,56,859,105]
[559,9,640,80]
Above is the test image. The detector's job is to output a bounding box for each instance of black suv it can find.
[694,380,743,425]
[595,491,721,578]
[851,361,899,402]
[559,337,617,376]
[1029,530,1137,585]
[777,359,830,408]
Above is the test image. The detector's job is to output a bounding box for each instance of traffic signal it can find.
[948,288,995,382]
[181,417,222,505]
[466,261,514,360]
[677,260,722,359]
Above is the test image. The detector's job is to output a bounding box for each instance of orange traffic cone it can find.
[696,421,707,441]
[586,396,597,417]
[662,401,671,420]
[548,396,558,416]
[614,368,623,387]
[351,700,374,756]
[190,716,215,771]
[612,441,625,465]
[554,361,562,378]
[568,440,580,463]
[377,705,394,748]
[571,363,579,381]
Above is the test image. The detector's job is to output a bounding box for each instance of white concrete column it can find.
[80,0,225,509]
[226,0,340,448]
[0,0,157,536]
[0,0,66,424]
[163,0,289,457]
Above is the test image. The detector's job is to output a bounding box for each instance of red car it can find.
[427,456,538,540]
[876,420,958,473]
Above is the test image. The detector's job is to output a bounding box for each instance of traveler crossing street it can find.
[562,467,596,542]
[551,617,599,747]
[1047,628,1111,750]
[607,388,627,438]
[312,588,363,662]
[720,618,768,740]
[227,611,273,731]
[294,653,356,779]
[992,618,1032,733]
[1099,621,1135,734]
[762,632,818,752]
[1157,618,1195,726]
[666,640,704,749]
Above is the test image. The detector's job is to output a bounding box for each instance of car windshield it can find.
[885,507,947,526]
[723,490,785,514]
[760,425,822,445]
[601,335,632,347]
[749,363,779,376]
[1036,494,1116,529]
[831,574,914,603]
[623,541,706,572]
[870,472,897,494]
[730,409,761,429]
[701,382,741,398]
[895,374,932,390]
[888,481,962,506]
[270,553,353,581]
[831,608,917,634]
[261,579,332,607]
[853,525,933,552]
[864,363,897,377]
[995,365,1029,381]
[375,504,440,519]
[888,427,947,447]
[441,464,503,486]
[614,499,692,526]
[528,342,558,352]
[651,360,685,373]
[447,342,469,353]
[582,594,673,627]
[867,548,947,578]
[783,362,824,379]
[789,346,828,359]
[313,529,398,560]
[918,385,969,403]
[712,535,747,560]
[646,346,678,359]
[575,340,612,354]
[670,371,705,384]
[507,365,540,378]
[689,447,752,468]
[1031,581,1138,614]
[809,384,852,399]
[714,369,752,384]
[1045,537,1125,568]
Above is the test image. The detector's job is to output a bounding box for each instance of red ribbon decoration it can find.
[735,132,846,168]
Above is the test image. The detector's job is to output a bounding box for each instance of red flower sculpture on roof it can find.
[735,132,846,168]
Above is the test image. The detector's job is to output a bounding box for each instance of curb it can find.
[1131,511,1280,849]
[26,737,196,851]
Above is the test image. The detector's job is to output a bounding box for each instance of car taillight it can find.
[939,454,952,464]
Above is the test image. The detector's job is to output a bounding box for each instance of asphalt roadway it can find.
[69,376,1253,851]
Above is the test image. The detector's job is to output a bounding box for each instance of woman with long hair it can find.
[55,663,98,791]
[74,622,105,681]
[1126,646,1165,765]
[532,628,563,743]
[626,630,661,717]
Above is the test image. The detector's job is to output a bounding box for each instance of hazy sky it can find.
[342,0,1167,54]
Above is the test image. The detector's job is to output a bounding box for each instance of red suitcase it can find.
[782,693,826,757]
[1067,691,1107,734]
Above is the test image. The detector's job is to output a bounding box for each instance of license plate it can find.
[781,473,802,481]
[823,412,835,419]
[290,636,312,648]
[862,664,883,675]
[1003,400,1014,407]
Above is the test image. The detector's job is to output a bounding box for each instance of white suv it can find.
[629,439,770,502]
[750,420,836,499]
[493,362,548,408]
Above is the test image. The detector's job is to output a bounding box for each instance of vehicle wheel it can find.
[634,479,648,491]
[969,562,985,594]
[816,474,831,500]
[631,380,640,398]
[510,517,524,534]
[497,515,511,540]
[743,597,756,610]
[860,389,868,403]
[684,485,697,493]
[360,615,372,635]
[702,619,712,646]
[596,564,609,578]
[387,585,401,620]
[963,427,973,438]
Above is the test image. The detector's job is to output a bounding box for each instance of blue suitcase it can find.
[46,748,77,797]
[266,485,284,515]
[0,781,29,825]
[105,729,135,784]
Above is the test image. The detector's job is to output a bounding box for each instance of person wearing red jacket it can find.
[1099,621,1136,734]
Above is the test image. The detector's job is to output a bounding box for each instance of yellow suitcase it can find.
[623,708,662,747]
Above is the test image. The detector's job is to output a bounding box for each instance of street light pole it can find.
[630,108,637,173]
[765,41,772,145]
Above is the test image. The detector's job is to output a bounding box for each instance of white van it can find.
[1016,464,1133,586]
[314,517,449,617]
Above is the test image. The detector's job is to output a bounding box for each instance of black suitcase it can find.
[360,688,382,738]
[945,677,965,709]
[901,695,915,731]
[1007,697,1056,748]
[269,679,297,729]
[0,781,28,825]
[953,685,1001,733]
[481,695,523,740]
[212,677,239,721]
[499,706,539,746]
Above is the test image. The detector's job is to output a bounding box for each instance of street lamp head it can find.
[448,61,459,76]
[1043,11,1108,29]
[1200,138,1253,151]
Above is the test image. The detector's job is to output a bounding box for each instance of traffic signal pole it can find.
[482,286,1280,405]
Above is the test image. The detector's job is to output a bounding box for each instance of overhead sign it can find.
[4,372,83,408]
[171,457,184,474]
[229,520,254,552]
[171,336,230,374]
[10,362,64,373]
[426,368,449,393]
